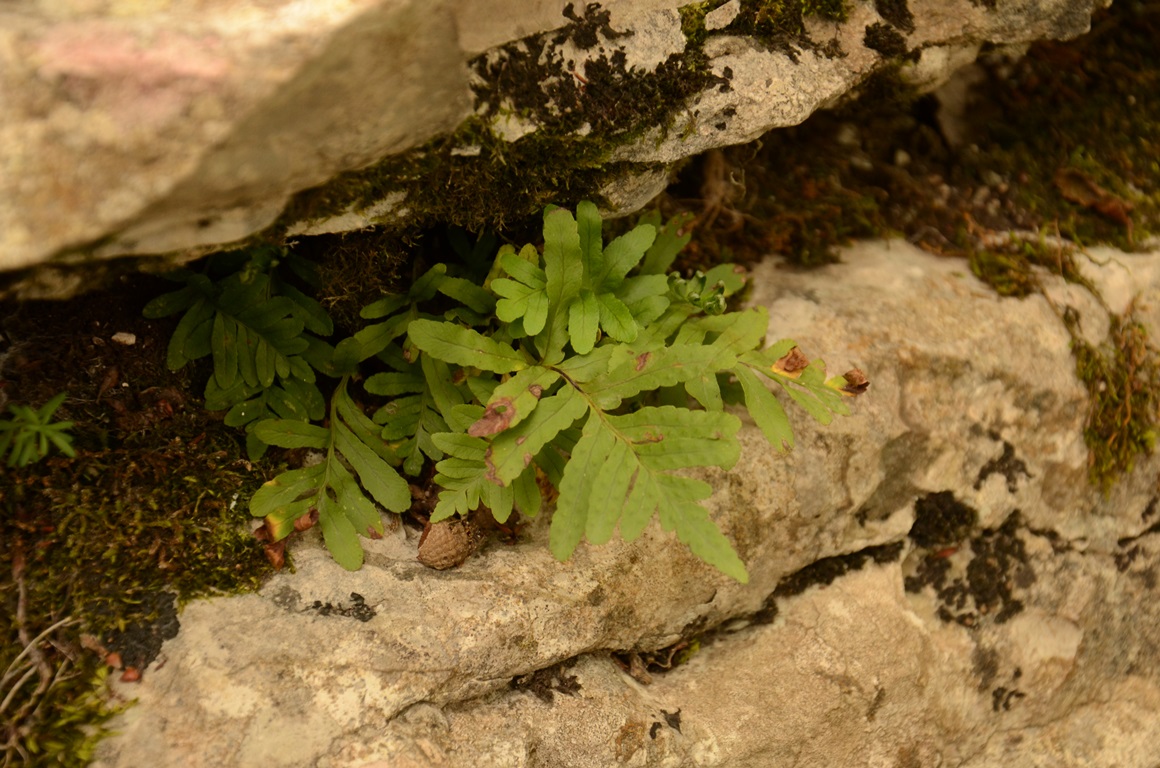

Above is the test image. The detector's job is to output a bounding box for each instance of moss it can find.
[269,0,860,245]
[967,230,1093,298]
[1066,308,1160,493]
[864,22,909,58]
[874,0,915,33]
[678,2,720,48]
[1,280,275,765]
[728,0,849,61]
[272,3,718,242]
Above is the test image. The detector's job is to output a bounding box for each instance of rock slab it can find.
[93,240,1160,767]
[4,0,1102,288]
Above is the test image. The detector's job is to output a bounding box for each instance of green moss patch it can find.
[1066,308,1160,492]
[1,279,273,766]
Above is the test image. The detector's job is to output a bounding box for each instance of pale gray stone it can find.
[3,0,1104,287]
[92,240,1160,767]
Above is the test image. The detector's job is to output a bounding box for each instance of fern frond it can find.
[251,377,409,570]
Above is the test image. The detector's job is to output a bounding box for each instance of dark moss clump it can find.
[1065,308,1160,492]
[909,491,977,548]
[1,279,274,766]
[863,22,909,57]
[728,0,849,62]
[275,3,715,242]
[874,0,915,33]
[966,231,1094,298]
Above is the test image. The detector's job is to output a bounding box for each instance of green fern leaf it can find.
[585,344,726,409]
[611,407,741,471]
[597,223,656,289]
[408,319,528,373]
[638,211,694,275]
[568,290,601,354]
[485,385,587,486]
[253,419,329,449]
[734,365,795,452]
[430,433,517,522]
[469,366,561,437]
[656,476,748,583]
[251,377,408,570]
[548,406,745,580]
[577,200,603,283]
[539,208,584,362]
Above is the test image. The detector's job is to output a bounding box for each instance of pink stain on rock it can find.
[36,21,230,129]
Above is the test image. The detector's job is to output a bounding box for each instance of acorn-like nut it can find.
[417,518,487,570]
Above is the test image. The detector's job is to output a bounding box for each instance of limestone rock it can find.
[92,240,1160,767]
[3,0,1103,289]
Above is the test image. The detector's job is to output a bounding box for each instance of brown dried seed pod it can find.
[417,518,486,570]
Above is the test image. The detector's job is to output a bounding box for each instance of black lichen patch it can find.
[512,658,582,703]
[909,492,977,549]
[908,512,1034,628]
[992,668,1026,712]
[875,0,915,33]
[864,23,908,58]
[772,541,906,601]
[974,439,1032,493]
[305,592,376,623]
[967,514,1034,622]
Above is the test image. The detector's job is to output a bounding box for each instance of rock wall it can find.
[91,240,1160,767]
[3,0,1102,291]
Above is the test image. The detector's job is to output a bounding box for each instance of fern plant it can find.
[143,246,333,459]
[147,203,864,579]
[0,392,76,467]
[253,203,863,580]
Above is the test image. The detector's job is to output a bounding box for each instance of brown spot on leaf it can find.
[470,397,516,437]
[529,384,544,398]
[263,539,286,570]
[293,509,319,532]
[773,347,809,376]
[485,447,502,485]
[635,352,652,371]
[841,368,870,396]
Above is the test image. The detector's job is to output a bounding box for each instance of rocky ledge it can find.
[92,240,1160,767]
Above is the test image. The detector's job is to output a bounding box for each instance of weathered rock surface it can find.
[4,0,1103,289]
[92,240,1160,767]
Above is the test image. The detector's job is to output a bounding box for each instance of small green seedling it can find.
[0,392,76,467]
